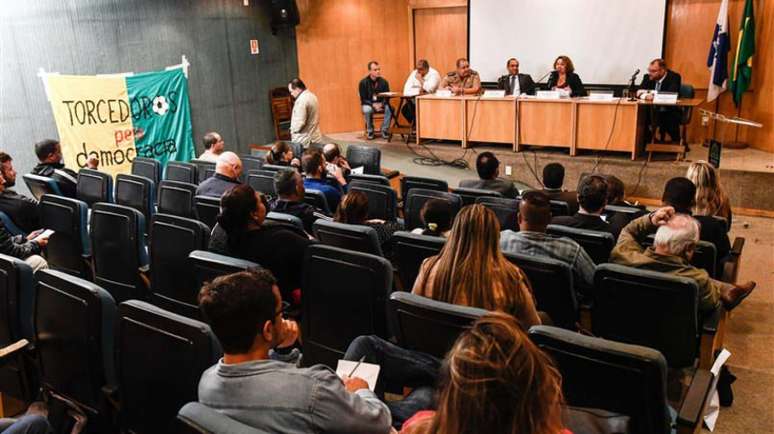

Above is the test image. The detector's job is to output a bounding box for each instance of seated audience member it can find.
[551,175,614,236]
[411,199,453,238]
[400,312,566,434]
[541,163,579,214]
[686,160,733,228]
[359,61,392,140]
[497,57,537,96]
[270,169,327,233]
[302,150,346,212]
[209,185,312,302]
[0,191,48,273]
[195,152,242,198]
[0,152,40,233]
[265,141,301,169]
[323,143,351,178]
[334,191,402,252]
[605,175,646,239]
[500,191,595,290]
[547,55,586,97]
[413,204,541,327]
[459,152,518,198]
[611,207,755,313]
[198,131,225,162]
[198,269,391,433]
[0,402,67,434]
[31,138,97,198]
[662,177,730,269]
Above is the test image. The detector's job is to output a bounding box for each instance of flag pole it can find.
[726,96,748,149]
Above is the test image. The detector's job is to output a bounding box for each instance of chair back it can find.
[346,145,382,175]
[115,173,156,223]
[116,300,221,433]
[247,173,277,199]
[404,189,462,230]
[390,292,487,359]
[0,254,35,401]
[22,174,62,200]
[603,204,645,219]
[302,245,392,367]
[150,215,210,319]
[131,157,161,185]
[262,164,294,174]
[593,264,700,368]
[191,160,216,184]
[348,173,391,186]
[390,231,445,290]
[679,84,695,125]
[240,156,265,182]
[90,203,149,303]
[177,402,270,434]
[529,325,671,434]
[39,195,91,278]
[692,241,718,279]
[34,269,117,414]
[194,195,221,230]
[165,162,198,184]
[265,212,305,233]
[312,220,383,256]
[0,212,24,237]
[475,196,519,231]
[546,224,615,264]
[349,181,398,221]
[550,200,571,217]
[400,176,448,200]
[505,252,578,329]
[188,250,260,291]
[270,93,294,141]
[76,169,114,206]
[157,180,197,219]
[450,187,503,206]
[304,189,331,215]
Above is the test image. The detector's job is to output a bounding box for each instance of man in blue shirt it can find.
[301,149,346,213]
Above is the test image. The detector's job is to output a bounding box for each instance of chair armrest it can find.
[699,308,727,370]
[676,368,713,433]
[0,339,29,361]
[721,237,745,283]
[701,308,721,335]
[102,384,121,411]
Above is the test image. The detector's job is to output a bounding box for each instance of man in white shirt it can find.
[401,59,440,123]
[288,78,323,147]
[198,131,224,162]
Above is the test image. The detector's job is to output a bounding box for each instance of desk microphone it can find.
[536,69,555,84]
[629,68,640,82]
[627,68,640,101]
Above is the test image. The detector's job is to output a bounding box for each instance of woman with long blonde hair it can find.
[686,161,732,226]
[412,204,541,327]
[401,312,567,434]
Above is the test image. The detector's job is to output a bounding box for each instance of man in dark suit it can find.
[638,58,682,143]
[540,163,579,215]
[551,175,614,236]
[459,152,518,198]
[497,58,536,96]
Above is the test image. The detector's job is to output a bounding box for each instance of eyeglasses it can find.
[275,301,291,319]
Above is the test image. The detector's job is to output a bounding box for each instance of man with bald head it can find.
[611,206,755,313]
[195,151,243,198]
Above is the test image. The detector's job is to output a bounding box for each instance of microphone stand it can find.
[627,71,639,101]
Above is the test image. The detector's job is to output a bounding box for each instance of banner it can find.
[45,67,194,177]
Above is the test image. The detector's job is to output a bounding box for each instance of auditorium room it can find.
[1,0,772,433]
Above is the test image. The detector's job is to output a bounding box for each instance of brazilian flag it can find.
[730,0,755,106]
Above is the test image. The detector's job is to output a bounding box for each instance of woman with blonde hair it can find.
[412,204,541,328]
[686,161,732,227]
[401,312,568,434]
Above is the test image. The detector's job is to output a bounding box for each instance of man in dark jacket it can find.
[0,152,40,233]
[358,61,392,140]
[0,220,48,272]
[541,163,579,215]
[31,139,97,198]
[195,152,242,198]
[497,58,536,96]
[551,175,615,236]
[638,58,683,143]
[270,169,329,234]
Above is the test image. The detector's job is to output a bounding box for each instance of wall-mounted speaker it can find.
[269,0,300,34]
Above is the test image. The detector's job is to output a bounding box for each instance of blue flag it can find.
[706,0,729,102]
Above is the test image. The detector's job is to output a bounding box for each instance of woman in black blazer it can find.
[546,55,587,97]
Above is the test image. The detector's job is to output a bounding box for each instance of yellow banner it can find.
[46,74,137,177]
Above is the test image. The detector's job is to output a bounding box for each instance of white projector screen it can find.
[469,0,667,85]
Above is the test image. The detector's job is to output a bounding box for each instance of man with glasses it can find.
[198,131,225,162]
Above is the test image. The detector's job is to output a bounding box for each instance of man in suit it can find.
[497,58,536,96]
[459,152,518,198]
[540,163,579,214]
[551,175,614,236]
[638,58,682,143]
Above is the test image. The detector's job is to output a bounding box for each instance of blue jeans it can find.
[361,104,392,136]
[0,415,51,434]
[344,335,440,429]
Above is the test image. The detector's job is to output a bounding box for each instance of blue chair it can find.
[76,168,114,206]
[312,220,383,256]
[0,254,37,403]
[22,174,62,201]
[450,187,503,206]
[0,211,25,237]
[164,162,198,185]
[266,212,305,233]
[189,250,260,292]
[157,180,197,219]
[304,189,332,215]
[131,157,161,186]
[39,194,91,278]
[191,160,216,184]
[115,173,156,225]
[194,195,220,230]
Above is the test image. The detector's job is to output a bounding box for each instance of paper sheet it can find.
[336,360,380,392]
[703,348,732,431]
[351,166,364,175]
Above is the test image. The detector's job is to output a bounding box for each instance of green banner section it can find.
[730,0,755,106]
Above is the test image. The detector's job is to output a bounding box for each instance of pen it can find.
[348,356,365,377]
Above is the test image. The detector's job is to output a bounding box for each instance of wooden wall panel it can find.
[295,0,410,134]
[413,7,467,75]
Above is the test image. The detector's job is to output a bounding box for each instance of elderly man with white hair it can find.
[611,206,755,313]
[195,151,243,198]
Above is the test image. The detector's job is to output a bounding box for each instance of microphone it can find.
[627,68,640,101]
[629,68,640,82]
[536,69,555,84]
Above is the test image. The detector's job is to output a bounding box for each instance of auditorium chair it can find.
[312,220,383,256]
[529,325,714,434]
[349,181,398,221]
[191,159,216,184]
[593,264,722,370]
[157,180,198,219]
[164,161,198,185]
[265,212,306,234]
[546,224,615,264]
[262,163,294,174]
[400,176,448,200]
[115,173,156,224]
[176,402,269,434]
[22,174,62,201]
[131,157,161,186]
[188,250,260,292]
[643,235,719,279]
[304,189,332,215]
[346,145,398,178]
[39,194,92,278]
[114,300,222,433]
[0,255,37,404]
[76,168,114,206]
[475,196,519,231]
[301,244,392,368]
[90,203,150,303]
[0,211,24,237]
[603,203,646,219]
[389,292,487,359]
[678,84,695,149]
[390,231,445,291]
[505,252,579,330]
[34,269,117,432]
[404,189,462,231]
[247,173,277,199]
[347,173,391,186]
[194,196,220,230]
[240,155,265,182]
[549,200,571,217]
[149,214,210,320]
[269,88,293,141]
[449,187,503,206]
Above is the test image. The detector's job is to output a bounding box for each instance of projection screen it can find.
[469,0,668,85]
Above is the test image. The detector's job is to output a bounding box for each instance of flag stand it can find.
[726,103,749,149]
